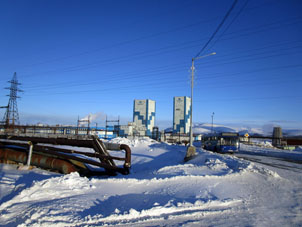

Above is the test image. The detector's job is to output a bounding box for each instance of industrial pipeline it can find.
[0,133,131,176]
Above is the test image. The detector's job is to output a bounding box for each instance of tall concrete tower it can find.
[173,96,191,134]
[133,99,156,136]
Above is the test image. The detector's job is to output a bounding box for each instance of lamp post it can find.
[188,52,216,148]
[211,112,215,133]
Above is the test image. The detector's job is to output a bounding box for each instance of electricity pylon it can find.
[2,72,23,127]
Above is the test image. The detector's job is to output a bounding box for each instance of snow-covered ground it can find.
[1,137,302,226]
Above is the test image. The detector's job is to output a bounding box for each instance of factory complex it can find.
[108,96,192,142]
[0,73,195,144]
[14,96,194,143]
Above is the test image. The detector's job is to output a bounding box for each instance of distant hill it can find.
[283,129,302,137]
[193,123,236,134]
[165,123,302,137]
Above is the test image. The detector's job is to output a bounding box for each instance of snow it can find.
[1,137,302,226]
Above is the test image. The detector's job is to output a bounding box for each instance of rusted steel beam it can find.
[92,138,117,168]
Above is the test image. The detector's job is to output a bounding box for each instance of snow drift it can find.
[0,137,301,226]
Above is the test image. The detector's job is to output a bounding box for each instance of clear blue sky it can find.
[0,0,301,130]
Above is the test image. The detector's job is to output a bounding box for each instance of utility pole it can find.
[2,72,23,128]
[211,112,215,133]
[186,52,216,161]
[106,115,120,138]
[189,58,195,147]
[188,53,216,147]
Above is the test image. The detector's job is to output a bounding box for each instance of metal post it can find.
[76,116,79,135]
[26,141,34,166]
[87,115,90,135]
[189,52,216,147]
[189,58,194,147]
[105,115,107,139]
[211,112,215,133]
[185,52,216,161]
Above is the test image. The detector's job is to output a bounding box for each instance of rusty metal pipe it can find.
[120,144,131,169]
[0,148,77,174]
[0,143,121,171]
[36,145,127,161]
[0,140,127,161]
[0,135,132,175]
[32,146,124,171]
[104,142,131,168]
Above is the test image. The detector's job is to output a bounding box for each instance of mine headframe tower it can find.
[1,72,23,128]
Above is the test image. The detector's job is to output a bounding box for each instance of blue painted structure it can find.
[133,99,156,136]
[173,96,191,134]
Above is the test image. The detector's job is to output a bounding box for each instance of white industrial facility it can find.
[133,99,156,136]
[173,96,191,134]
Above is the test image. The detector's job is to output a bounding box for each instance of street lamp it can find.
[211,112,215,133]
[188,52,216,150]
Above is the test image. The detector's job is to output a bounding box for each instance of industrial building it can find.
[173,96,191,134]
[133,99,156,136]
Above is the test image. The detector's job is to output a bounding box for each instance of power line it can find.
[194,0,238,58]
[207,0,250,52]
[12,0,266,70]
[195,95,302,103]
[15,17,219,70]
[217,18,302,44]
[23,64,302,97]
[23,48,302,93]
[198,63,302,81]
[23,39,301,88]
[17,17,301,81]
[4,0,280,73]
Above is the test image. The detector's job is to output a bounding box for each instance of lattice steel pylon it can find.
[2,72,23,127]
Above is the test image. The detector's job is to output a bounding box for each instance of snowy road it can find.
[235,143,302,174]
[235,151,302,173]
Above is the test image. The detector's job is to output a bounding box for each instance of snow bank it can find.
[251,139,274,147]
[1,137,301,226]
[110,137,158,148]
[82,198,242,225]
